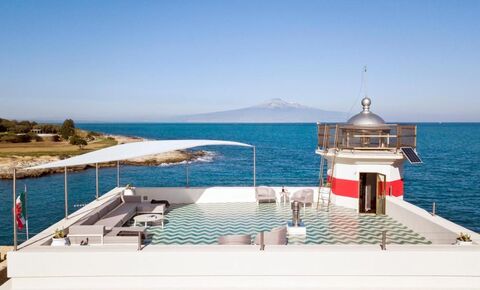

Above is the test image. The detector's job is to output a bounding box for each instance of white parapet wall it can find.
[386,196,480,244]
[135,186,321,204]
[134,186,360,210]
[5,245,480,289]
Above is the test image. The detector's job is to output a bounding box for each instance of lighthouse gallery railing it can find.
[317,124,417,150]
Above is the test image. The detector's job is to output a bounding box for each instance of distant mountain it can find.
[163,98,348,123]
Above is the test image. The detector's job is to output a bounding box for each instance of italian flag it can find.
[15,192,26,230]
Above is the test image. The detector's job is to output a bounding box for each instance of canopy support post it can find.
[116,161,120,187]
[24,184,29,240]
[12,168,17,251]
[186,160,189,188]
[253,146,256,187]
[64,166,68,219]
[95,163,99,199]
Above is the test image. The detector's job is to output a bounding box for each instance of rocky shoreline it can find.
[0,135,207,179]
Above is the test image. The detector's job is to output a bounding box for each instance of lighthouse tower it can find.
[316,97,419,214]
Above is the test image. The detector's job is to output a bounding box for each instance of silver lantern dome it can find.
[347,97,385,126]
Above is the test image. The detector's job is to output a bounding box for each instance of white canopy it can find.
[25,139,253,170]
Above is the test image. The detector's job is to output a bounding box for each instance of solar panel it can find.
[401,147,423,164]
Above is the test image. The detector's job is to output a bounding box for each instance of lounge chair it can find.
[255,186,277,204]
[254,226,287,245]
[291,189,314,210]
[218,234,252,245]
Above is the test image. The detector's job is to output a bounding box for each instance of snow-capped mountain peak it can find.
[254,98,309,109]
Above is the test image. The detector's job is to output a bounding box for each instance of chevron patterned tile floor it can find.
[145,203,431,245]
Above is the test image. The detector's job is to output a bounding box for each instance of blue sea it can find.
[1,123,479,245]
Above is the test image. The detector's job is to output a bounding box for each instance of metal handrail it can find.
[317,123,417,151]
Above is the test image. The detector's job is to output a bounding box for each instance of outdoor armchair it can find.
[255,186,277,204]
[291,189,314,210]
[254,226,287,245]
[218,234,252,245]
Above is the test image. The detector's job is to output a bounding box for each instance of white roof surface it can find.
[26,139,252,170]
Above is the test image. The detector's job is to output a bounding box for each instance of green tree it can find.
[0,122,6,132]
[11,124,31,134]
[69,135,87,149]
[39,124,60,134]
[60,119,75,140]
[0,119,15,132]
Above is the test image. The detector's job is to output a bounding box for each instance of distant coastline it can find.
[0,118,207,179]
[0,133,206,179]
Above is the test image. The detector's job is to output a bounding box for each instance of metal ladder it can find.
[316,125,338,211]
[316,155,326,210]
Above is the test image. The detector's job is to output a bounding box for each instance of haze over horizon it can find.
[1,1,479,122]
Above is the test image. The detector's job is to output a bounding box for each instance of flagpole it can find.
[95,163,99,199]
[64,166,68,219]
[12,167,17,251]
[24,184,29,240]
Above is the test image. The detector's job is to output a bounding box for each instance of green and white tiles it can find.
[146,203,431,245]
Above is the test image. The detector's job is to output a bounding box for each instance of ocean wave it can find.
[195,151,216,163]
[158,151,216,167]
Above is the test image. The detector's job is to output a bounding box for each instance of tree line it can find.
[0,118,93,148]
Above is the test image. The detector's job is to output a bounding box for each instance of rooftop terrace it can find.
[6,187,480,290]
[146,202,430,245]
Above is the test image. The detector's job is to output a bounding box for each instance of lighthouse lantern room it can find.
[316,97,420,214]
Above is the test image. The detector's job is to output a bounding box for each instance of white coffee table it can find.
[134,214,166,228]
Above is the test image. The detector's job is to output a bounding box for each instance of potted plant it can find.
[51,228,70,246]
[456,232,473,245]
[124,183,135,196]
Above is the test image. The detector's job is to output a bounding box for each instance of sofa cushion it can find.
[95,203,137,228]
[137,204,165,215]
[69,225,105,235]
[79,212,100,225]
[73,197,123,226]
[97,204,112,219]
[123,195,142,203]
[106,197,122,212]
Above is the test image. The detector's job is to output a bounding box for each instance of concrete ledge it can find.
[5,245,480,289]
[3,276,480,290]
[135,186,319,204]
[8,245,480,278]
[386,197,480,244]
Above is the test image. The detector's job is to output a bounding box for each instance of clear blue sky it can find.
[0,0,479,122]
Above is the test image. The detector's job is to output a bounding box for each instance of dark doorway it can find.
[359,173,377,213]
[359,173,386,214]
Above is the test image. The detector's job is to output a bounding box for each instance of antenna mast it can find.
[362,65,368,98]
[347,65,369,116]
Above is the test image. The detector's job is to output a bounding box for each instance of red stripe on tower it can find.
[331,177,404,198]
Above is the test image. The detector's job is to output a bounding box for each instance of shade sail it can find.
[25,139,252,170]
